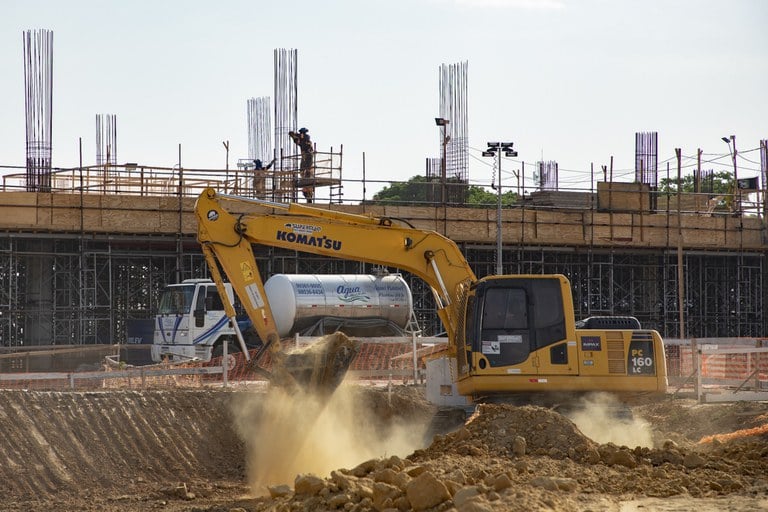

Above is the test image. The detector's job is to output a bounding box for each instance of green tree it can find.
[369,175,431,204]
[369,175,518,207]
[658,171,733,194]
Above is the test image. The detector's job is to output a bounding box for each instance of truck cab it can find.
[151,279,253,364]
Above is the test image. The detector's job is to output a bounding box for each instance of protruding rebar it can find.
[248,96,272,163]
[635,131,658,187]
[96,114,117,167]
[430,61,468,204]
[23,29,54,192]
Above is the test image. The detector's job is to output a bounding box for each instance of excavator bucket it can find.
[273,332,361,396]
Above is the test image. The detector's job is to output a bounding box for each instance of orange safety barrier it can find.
[664,340,768,383]
[215,340,437,385]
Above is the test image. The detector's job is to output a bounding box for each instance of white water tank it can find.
[264,274,413,337]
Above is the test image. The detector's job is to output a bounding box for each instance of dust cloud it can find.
[230,384,428,496]
[566,392,653,448]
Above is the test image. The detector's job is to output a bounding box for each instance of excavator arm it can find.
[195,188,477,391]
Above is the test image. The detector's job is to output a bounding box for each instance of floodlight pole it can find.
[495,149,502,275]
[722,135,738,213]
[483,142,517,275]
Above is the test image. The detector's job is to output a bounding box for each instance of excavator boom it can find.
[195,188,475,394]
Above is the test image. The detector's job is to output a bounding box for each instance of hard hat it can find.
[298,127,308,133]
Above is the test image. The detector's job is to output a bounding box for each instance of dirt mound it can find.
[415,403,598,461]
[247,401,768,512]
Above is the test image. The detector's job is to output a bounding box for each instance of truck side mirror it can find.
[193,308,205,328]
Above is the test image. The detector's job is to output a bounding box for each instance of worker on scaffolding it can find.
[252,158,275,198]
[289,127,315,203]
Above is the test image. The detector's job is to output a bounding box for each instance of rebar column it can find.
[23,29,54,192]
[96,114,117,167]
[438,61,469,203]
[536,161,559,191]
[247,96,272,162]
[635,131,658,187]
[273,48,298,201]
[274,49,298,164]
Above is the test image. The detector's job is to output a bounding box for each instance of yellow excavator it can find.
[195,188,667,399]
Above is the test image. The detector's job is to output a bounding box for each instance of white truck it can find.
[151,274,413,364]
[150,279,255,364]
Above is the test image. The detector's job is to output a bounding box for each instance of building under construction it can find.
[0,159,766,346]
[3,32,766,347]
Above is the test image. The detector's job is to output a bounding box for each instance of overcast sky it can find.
[1,0,766,201]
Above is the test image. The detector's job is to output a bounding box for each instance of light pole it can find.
[435,118,450,205]
[721,135,738,213]
[483,142,517,275]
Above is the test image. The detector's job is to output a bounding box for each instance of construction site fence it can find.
[0,338,433,391]
[2,337,767,394]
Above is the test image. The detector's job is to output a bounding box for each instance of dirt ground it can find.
[1,385,767,512]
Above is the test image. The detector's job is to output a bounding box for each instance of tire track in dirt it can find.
[0,389,243,499]
[78,392,139,485]
[157,391,207,476]
[0,400,43,498]
[6,396,65,496]
[56,394,101,480]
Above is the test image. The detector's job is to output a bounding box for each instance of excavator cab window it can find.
[477,286,531,367]
[472,278,567,368]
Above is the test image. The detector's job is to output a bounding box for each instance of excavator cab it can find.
[457,276,574,377]
[455,274,666,399]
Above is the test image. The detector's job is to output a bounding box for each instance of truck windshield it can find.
[157,285,196,315]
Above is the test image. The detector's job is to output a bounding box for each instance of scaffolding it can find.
[0,157,765,346]
[0,227,764,346]
[236,144,343,204]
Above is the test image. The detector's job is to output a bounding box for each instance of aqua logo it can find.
[336,285,370,303]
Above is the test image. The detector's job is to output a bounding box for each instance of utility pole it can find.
[483,142,518,275]
[722,135,738,213]
[434,118,450,205]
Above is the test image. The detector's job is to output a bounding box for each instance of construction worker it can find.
[252,158,274,198]
[289,127,314,203]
